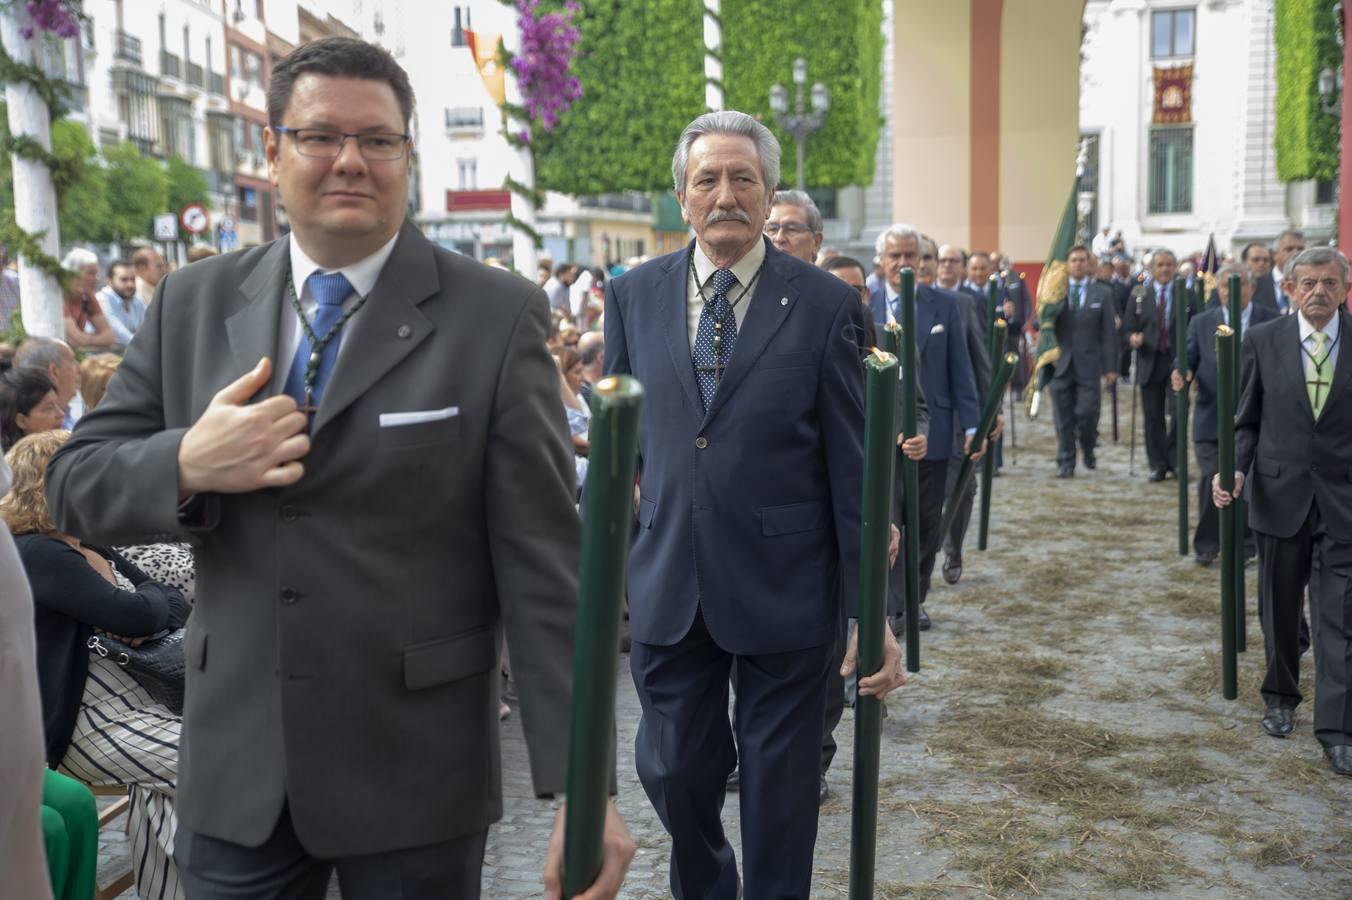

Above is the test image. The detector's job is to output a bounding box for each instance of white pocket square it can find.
[1090,302,1102,308]
[379,406,460,428]
[929,324,945,335]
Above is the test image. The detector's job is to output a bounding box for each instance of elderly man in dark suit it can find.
[872,226,982,629]
[1174,264,1277,564]
[605,111,906,898]
[1215,247,1352,775]
[45,38,634,899]
[1049,245,1121,477]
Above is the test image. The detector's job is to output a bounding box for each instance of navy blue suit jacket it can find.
[604,241,866,655]
[1185,302,1277,443]
[869,284,979,460]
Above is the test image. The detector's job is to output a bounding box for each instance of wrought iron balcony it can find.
[114,31,141,66]
[160,51,181,80]
[187,63,205,88]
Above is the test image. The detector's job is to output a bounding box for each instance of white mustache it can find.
[705,209,751,226]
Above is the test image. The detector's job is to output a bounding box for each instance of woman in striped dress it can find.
[2,430,189,900]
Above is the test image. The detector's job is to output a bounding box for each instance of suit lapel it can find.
[656,246,703,418]
[702,250,797,425]
[1270,315,1314,423]
[311,222,439,436]
[1318,309,1352,416]
[227,239,289,384]
[913,287,937,357]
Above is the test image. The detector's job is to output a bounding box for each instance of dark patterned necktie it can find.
[692,268,738,410]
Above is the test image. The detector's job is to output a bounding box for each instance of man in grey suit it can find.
[1049,245,1120,478]
[44,38,633,898]
[1216,247,1352,775]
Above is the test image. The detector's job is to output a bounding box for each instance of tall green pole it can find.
[1174,275,1189,556]
[977,318,1008,551]
[848,348,899,900]
[1227,273,1247,653]
[562,376,644,897]
[940,353,1019,541]
[898,269,921,673]
[985,275,1000,359]
[1215,326,1238,701]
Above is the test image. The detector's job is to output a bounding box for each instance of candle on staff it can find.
[1215,325,1238,701]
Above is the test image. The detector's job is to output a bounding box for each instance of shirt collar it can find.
[693,236,767,295]
[290,230,401,299]
[1298,307,1341,344]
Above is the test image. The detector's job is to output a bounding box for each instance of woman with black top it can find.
[2,430,189,900]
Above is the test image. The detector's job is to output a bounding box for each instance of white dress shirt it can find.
[1219,304,1252,333]
[686,237,765,350]
[270,232,401,395]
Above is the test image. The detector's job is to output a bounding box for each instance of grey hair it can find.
[671,111,781,196]
[1216,262,1254,286]
[770,190,823,234]
[1286,246,1350,284]
[14,336,72,371]
[875,223,922,256]
[61,247,98,271]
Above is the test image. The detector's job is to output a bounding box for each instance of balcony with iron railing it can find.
[187,63,204,88]
[444,107,485,132]
[160,51,181,80]
[208,71,225,95]
[114,31,141,66]
[579,193,653,214]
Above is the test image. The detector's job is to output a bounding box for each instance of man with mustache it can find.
[1215,247,1352,776]
[605,110,907,897]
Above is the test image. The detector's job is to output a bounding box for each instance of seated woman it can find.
[2,430,189,900]
[552,346,590,490]
[0,367,64,452]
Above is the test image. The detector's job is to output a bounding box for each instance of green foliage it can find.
[722,0,883,189]
[101,142,168,244]
[1274,0,1341,182]
[50,118,110,245]
[532,0,705,194]
[531,0,883,194]
[166,155,210,219]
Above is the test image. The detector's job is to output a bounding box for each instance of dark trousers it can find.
[821,621,850,776]
[631,610,833,899]
[1139,365,1173,474]
[1256,501,1352,746]
[1050,374,1100,468]
[1193,441,1256,557]
[177,806,487,900]
[941,448,976,560]
[913,458,949,607]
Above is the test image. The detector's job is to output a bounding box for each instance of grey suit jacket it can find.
[1051,280,1119,383]
[46,222,582,857]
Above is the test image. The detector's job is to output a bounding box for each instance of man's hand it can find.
[1003,300,1015,319]
[176,358,310,498]
[1170,369,1184,392]
[965,433,987,461]
[1212,472,1245,508]
[841,621,908,699]
[1129,332,1144,349]
[544,798,636,900]
[888,523,900,567]
[990,414,1005,442]
[1106,371,1119,387]
[896,431,927,460]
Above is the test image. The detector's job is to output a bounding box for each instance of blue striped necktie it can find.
[284,271,353,409]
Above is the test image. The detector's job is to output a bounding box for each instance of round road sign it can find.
[180,203,210,235]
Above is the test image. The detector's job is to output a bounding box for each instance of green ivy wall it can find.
[1274,0,1341,183]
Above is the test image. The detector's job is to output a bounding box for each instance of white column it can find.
[704,0,723,111]
[1,8,63,339]
[501,28,538,277]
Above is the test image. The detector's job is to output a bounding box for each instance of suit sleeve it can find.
[964,300,992,397]
[820,287,866,618]
[948,303,980,432]
[484,287,588,797]
[46,272,198,545]
[1101,291,1120,367]
[1234,333,1262,477]
[1185,314,1201,376]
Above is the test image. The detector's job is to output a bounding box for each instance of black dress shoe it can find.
[819,777,830,804]
[1262,707,1294,738]
[726,766,740,791]
[1195,552,1216,566]
[1056,465,1074,478]
[1148,469,1167,483]
[918,607,932,631]
[1084,454,1096,470]
[1326,745,1352,776]
[942,554,962,585]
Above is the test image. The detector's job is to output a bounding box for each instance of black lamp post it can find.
[769,57,830,190]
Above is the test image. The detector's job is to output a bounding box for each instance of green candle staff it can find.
[1226,272,1247,654]
[896,269,922,673]
[847,348,900,900]
[939,352,1018,542]
[562,376,644,897]
[1174,275,1190,556]
[1215,325,1238,700]
[978,319,1008,551]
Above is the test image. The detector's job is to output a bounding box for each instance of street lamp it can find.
[769,56,830,190]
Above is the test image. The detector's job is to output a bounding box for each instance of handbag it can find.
[87,628,187,715]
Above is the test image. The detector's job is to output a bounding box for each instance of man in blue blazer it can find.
[872,225,982,628]
[605,111,907,899]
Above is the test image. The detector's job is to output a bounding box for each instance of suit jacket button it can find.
[695,436,708,449]
[280,505,299,522]
[1311,463,1319,471]
[281,587,298,604]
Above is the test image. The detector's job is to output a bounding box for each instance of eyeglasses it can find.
[764,222,815,237]
[275,126,410,161]
[938,257,964,265]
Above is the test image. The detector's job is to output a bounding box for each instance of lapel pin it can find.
[396,325,412,339]
[780,297,789,306]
